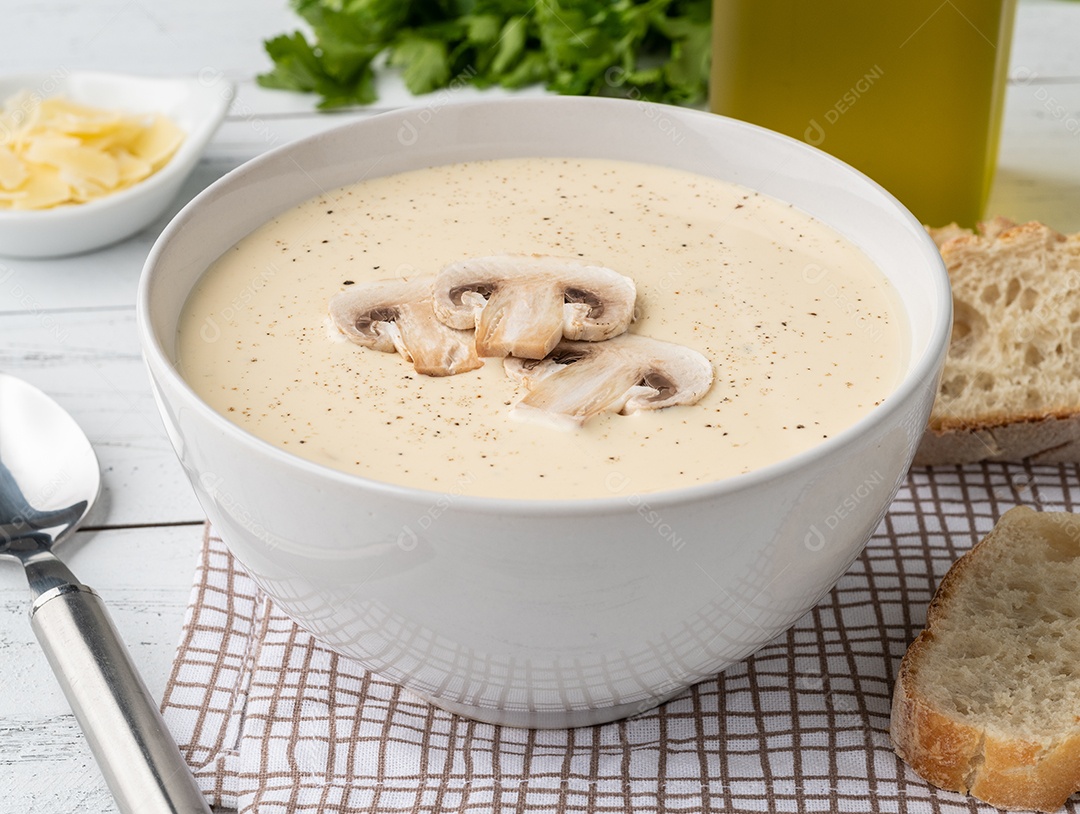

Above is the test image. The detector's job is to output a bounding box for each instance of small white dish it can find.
[0,71,232,258]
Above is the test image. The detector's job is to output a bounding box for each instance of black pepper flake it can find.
[343,280,355,285]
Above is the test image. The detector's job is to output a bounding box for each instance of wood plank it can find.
[0,0,295,78]
[1010,0,1080,81]
[3,715,115,813]
[0,155,248,312]
[986,80,1080,231]
[2,0,1077,105]
[0,524,200,710]
[0,310,204,526]
[0,524,200,814]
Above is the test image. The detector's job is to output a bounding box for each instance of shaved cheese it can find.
[82,120,147,152]
[129,115,185,169]
[27,136,121,188]
[0,145,28,190]
[8,166,69,210]
[115,150,152,184]
[0,93,185,210]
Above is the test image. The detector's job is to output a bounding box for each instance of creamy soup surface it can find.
[178,158,907,500]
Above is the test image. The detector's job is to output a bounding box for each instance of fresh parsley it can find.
[259,0,711,108]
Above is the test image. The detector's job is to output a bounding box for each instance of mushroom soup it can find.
[177,157,907,500]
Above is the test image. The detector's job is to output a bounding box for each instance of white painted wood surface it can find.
[1,1,1078,811]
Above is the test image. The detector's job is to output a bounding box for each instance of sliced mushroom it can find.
[329,276,482,377]
[505,334,713,427]
[432,254,636,360]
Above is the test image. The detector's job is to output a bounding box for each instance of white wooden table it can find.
[1,2,1078,811]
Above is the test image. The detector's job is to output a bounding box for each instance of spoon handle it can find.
[30,583,212,814]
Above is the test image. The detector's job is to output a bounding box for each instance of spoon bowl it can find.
[0,373,211,814]
[0,374,99,592]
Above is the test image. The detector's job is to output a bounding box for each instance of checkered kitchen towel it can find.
[160,463,1080,814]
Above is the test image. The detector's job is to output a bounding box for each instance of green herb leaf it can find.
[259,0,711,107]
[389,36,452,95]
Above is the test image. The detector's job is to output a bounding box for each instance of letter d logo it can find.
[804,118,826,146]
[397,525,418,551]
[397,120,419,146]
[804,524,825,551]
[200,316,221,343]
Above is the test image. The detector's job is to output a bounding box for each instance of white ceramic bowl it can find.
[138,97,950,728]
[0,71,232,258]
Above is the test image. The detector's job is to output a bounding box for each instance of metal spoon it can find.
[0,373,211,814]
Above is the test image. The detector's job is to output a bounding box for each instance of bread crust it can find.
[914,414,1080,466]
[916,219,1080,466]
[890,507,1080,810]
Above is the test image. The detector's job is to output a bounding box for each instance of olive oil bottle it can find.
[710,0,1016,227]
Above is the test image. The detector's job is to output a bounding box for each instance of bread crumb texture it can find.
[915,218,1080,465]
[891,506,1080,811]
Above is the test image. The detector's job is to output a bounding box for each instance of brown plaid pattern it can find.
[161,463,1080,813]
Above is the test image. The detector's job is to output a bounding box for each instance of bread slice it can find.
[890,506,1080,811]
[913,218,1080,466]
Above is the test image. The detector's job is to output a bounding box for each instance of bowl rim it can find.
[0,70,233,224]
[138,95,951,517]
